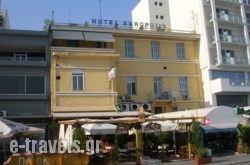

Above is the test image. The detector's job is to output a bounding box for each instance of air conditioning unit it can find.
[118,95,124,102]
[183,94,189,100]
[142,103,152,112]
[119,103,130,111]
[130,103,141,111]
[0,111,7,117]
[124,95,133,102]
[170,91,178,98]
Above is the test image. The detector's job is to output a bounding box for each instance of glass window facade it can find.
[0,76,45,94]
[212,70,245,86]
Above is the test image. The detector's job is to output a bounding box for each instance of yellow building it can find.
[50,23,203,120]
[113,30,203,113]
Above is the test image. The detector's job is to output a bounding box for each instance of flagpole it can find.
[99,0,102,21]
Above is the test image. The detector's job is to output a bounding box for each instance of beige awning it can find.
[83,32,115,42]
[52,30,84,40]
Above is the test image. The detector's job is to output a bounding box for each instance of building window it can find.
[176,42,185,60]
[156,15,159,19]
[221,49,235,64]
[127,76,136,95]
[159,2,163,6]
[154,77,162,96]
[179,77,188,95]
[151,41,160,59]
[96,41,106,48]
[212,70,245,86]
[72,70,83,91]
[14,52,27,62]
[125,39,135,58]
[0,76,45,94]
[0,52,14,61]
[154,2,158,5]
[160,15,164,20]
[27,52,45,61]
[0,51,45,62]
[67,40,79,47]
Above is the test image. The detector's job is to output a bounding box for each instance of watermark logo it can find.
[10,139,101,155]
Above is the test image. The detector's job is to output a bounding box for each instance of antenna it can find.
[99,0,102,20]
[68,0,71,23]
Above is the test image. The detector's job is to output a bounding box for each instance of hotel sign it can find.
[91,19,167,29]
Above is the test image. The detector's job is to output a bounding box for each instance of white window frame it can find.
[72,69,84,91]
[154,77,162,95]
[179,77,188,95]
[176,42,185,60]
[125,39,135,58]
[127,76,136,95]
[151,41,160,59]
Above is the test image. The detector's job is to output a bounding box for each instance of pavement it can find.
[120,153,250,165]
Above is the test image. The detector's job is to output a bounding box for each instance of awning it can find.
[52,30,84,40]
[52,111,152,120]
[201,123,237,133]
[83,32,115,42]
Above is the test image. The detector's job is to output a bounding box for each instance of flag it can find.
[108,68,116,81]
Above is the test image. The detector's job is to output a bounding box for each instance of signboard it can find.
[90,19,167,30]
[143,123,161,133]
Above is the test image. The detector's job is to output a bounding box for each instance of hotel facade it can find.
[49,22,203,120]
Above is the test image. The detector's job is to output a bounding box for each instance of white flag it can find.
[108,68,116,80]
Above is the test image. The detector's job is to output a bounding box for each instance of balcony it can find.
[216,13,242,25]
[217,0,240,5]
[222,56,249,66]
[211,78,250,93]
[218,35,245,45]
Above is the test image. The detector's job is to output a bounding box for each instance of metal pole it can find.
[98,0,102,21]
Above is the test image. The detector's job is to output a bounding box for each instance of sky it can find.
[2,0,139,30]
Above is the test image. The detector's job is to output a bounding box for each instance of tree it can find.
[72,122,86,150]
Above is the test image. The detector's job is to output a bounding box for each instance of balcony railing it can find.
[222,56,249,65]
[219,0,240,4]
[211,78,250,94]
[219,35,245,44]
[216,13,242,24]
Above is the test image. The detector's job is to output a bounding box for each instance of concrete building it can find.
[0,5,10,29]
[132,0,250,107]
[49,21,202,119]
[0,29,51,137]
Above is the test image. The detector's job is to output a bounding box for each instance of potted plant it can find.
[190,119,212,165]
[194,147,212,165]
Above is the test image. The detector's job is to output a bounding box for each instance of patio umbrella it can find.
[0,118,45,161]
[141,120,178,133]
[82,123,117,135]
[0,118,44,138]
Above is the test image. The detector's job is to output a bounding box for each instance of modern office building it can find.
[49,20,202,119]
[132,0,250,107]
[0,29,51,136]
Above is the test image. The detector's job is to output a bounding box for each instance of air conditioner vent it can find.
[119,103,130,111]
[0,111,7,117]
[142,103,152,112]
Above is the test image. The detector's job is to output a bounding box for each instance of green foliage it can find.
[190,119,201,155]
[72,122,86,149]
[154,131,168,145]
[237,122,250,147]
[197,147,208,158]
